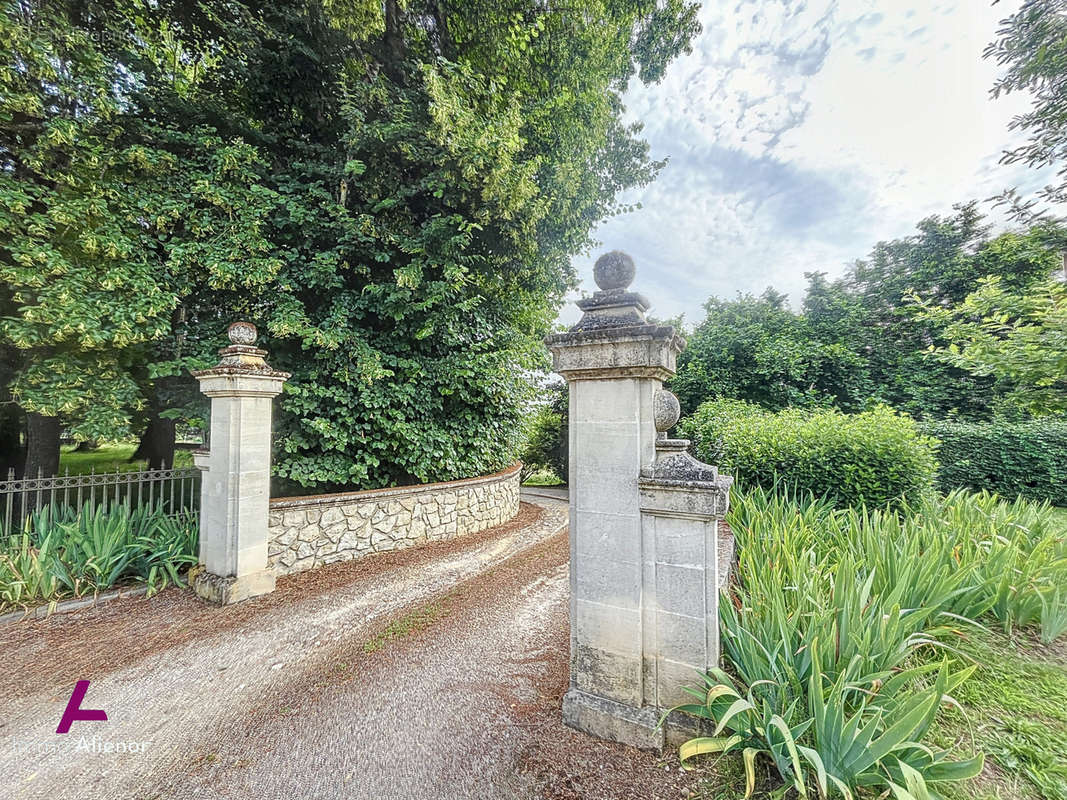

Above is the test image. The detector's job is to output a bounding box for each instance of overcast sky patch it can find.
[563,0,1051,327]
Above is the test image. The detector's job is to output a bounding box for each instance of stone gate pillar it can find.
[191,322,289,605]
[546,252,732,750]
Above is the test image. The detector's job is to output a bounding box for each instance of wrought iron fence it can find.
[0,466,201,535]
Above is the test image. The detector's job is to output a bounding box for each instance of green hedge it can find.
[919,420,1067,506]
[680,399,939,508]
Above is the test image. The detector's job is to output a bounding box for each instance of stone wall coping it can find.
[269,462,521,510]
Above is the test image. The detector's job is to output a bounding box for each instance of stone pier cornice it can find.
[545,325,685,381]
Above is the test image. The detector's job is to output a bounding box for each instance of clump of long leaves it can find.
[671,487,1065,798]
[0,502,198,612]
[669,656,982,800]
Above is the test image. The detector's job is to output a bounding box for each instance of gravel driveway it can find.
[0,494,710,800]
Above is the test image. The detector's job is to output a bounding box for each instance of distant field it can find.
[58,443,193,475]
[521,468,564,487]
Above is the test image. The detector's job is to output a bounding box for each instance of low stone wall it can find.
[267,463,521,575]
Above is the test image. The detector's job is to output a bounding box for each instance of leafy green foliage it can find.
[2,0,700,487]
[669,487,1066,799]
[985,0,1067,232]
[517,381,567,484]
[919,419,1067,506]
[671,288,872,415]
[672,206,1061,421]
[681,399,939,509]
[912,277,1067,417]
[253,0,700,489]
[0,502,198,612]
[0,2,281,442]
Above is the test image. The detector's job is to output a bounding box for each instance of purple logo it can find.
[56,680,107,734]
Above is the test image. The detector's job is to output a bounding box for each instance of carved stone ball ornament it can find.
[593,250,636,291]
[653,389,681,433]
[227,321,258,346]
[194,320,289,376]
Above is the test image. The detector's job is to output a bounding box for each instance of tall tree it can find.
[674,205,1062,420]
[913,277,1067,417]
[672,288,868,415]
[986,0,1067,235]
[3,0,701,488]
[189,0,701,489]
[0,1,282,474]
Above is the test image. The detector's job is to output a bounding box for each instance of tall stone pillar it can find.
[546,252,732,750]
[191,322,290,605]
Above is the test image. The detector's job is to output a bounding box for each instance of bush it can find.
[680,399,938,509]
[0,503,198,612]
[517,382,568,485]
[669,487,1067,798]
[919,419,1067,506]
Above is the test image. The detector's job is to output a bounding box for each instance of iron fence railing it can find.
[0,466,201,535]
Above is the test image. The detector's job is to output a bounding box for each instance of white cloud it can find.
[563,0,1053,327]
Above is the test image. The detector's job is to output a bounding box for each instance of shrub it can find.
[668,487,1066,798]
[681,399,939,509]
[0,503,198,612]
[517,382,568,485]
[919,419,1067,506]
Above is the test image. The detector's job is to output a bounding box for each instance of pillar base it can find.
[562,689,665,751]
[191,567,275,605]
[562,689,718,752]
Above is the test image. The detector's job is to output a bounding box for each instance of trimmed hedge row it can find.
[680,399,939,509]
[919,420,1067,506]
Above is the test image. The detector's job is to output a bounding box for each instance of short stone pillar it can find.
[546,252,732,750]
[191,322,290,605]
[639,391,732,712]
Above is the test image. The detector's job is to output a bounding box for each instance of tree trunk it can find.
[132,416,176,470]
[383,0,406,83]
[0,405,22,477]
[23,412,60,478]
[432,0,453,58]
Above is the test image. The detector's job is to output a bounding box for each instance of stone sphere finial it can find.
[593,250,636,291]
[227,321,257,346]
[653,389,681,433]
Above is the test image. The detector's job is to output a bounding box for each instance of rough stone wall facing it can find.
[266,464,521,575]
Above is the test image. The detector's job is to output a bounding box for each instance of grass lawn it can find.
[521,468,564,487]
[930,628,1067,800]
[58,443,193,475]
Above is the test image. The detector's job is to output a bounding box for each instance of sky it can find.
[562,0,1051,327]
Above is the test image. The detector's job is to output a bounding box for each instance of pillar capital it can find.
[545,325,685,382]
[192,322,290,398]
[545,252,684,382]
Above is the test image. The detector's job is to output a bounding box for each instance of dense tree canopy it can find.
[670,287,872,414]
[1,1,282,473]
[672,205,1062,420]
[914,276,1067,417]
[1,0,700,487]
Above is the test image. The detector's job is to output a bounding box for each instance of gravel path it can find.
[0,499,566,799]
[1,495,710,800]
